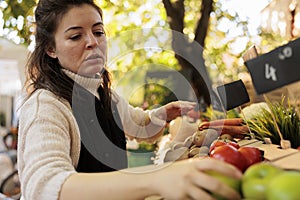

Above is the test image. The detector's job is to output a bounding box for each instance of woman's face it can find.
[47,4,107,77]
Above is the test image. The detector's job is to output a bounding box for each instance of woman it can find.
[17,0,242,199]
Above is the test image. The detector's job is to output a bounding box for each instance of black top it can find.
[70,83,127,172]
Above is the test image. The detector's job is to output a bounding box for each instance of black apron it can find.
[70,83,127,172]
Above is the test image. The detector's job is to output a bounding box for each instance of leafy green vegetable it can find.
[246,98,300,148]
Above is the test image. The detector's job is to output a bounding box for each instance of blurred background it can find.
[2,0,300,130]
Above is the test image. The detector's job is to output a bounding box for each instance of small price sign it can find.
[245,38,300,94]
[216,79,250,111]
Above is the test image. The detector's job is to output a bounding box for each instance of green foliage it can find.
[136,141,157,152]
[144,78,176,106]
[204,0,255,84]
[101,1,180,107]
[246,99,300,148]
[257,32,289,54]
[1,0,287,86]
[1,0,290,110]
[1,0,36,45]
[200,105,240,121]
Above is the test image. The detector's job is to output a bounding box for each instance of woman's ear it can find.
[46,47,57,58]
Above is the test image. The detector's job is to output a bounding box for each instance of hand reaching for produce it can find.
[150,101,197,123]
[153,158,242,200]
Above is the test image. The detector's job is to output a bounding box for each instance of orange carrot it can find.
[198,118,243,130]
[198,125,249,139]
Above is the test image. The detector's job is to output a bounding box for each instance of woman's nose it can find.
[86,34,98,49]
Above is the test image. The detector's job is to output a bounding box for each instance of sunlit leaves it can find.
[1,0,289,105]
[2,0,35,45]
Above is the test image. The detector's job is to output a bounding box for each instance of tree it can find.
[162,0,213,107]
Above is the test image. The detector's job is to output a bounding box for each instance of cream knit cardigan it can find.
[17,70,165,200]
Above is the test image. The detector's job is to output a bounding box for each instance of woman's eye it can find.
[94,31,105,37]
[69,35,81,40]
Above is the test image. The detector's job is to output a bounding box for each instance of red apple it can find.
[209,140,240,154]
[209,140,227,154]
[228,141,240,150]
[238,146,263,170]
[210,144,247,172]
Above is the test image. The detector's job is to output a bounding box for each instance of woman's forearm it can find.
[60,158,242,200]
[59,168,158,200]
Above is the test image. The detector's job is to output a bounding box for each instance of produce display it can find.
[162,118,261,168]
[155,110,300,200]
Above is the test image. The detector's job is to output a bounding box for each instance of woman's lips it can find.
[84,54,103,64]
[85,54,101,61]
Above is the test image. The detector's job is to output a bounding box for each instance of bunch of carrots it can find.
[198,118,249,138]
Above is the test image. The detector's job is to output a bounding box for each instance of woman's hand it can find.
[165,101,197,122]
[152,101,197,123]
[152,158,242,200]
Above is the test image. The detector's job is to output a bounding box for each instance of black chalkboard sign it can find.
[245,38,300,94]
[216,79,250,111]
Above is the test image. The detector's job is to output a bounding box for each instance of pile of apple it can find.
[211,162,300,200]
[209,140,263,172]
[242,163,300,200]
[206,140,300,200]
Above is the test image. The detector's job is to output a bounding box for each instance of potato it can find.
[192,130,206,146]
[220,133,233,141]
[192,129,219,147]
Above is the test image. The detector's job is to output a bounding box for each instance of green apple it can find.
[206,170,241,200]
[242,162,283,200]
[266,171,300,200]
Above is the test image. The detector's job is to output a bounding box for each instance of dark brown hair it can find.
[25,0,111,105]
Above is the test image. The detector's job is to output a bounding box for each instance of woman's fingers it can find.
[166,101,196,109]
[191,158,242,200]
[191,172,241,200]
[178,101,197,111]
[163,101,197,121]
[187,185,214,200]
[155,158,241,200]
[195,158,242,179]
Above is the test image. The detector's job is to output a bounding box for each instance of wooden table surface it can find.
[237,139,300,170]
